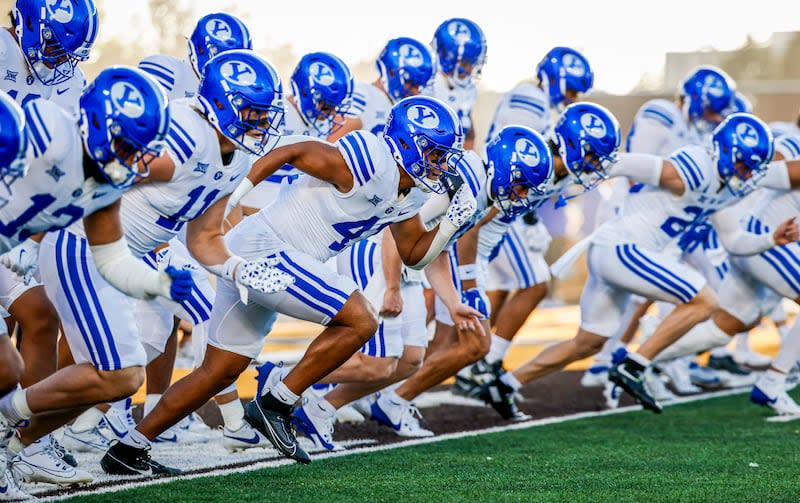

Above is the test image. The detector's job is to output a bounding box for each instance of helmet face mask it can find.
[79,67,170,188]
[15,0,98,86]
[383,96,464,194]
[197,50,285,156]
[712,112,774,198]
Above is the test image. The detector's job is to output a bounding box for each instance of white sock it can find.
[628,352,651,367]
[500,372,522,391]
[71,407,105,432]
[772,321,800,373]
[0,389,32,424]
[270,381,300,406]
[758,369,786,397]
[143,394,161,418]
[119,428,151,449]
[486,334,511,364]
[306,398,336,419]
[218,399,245,431]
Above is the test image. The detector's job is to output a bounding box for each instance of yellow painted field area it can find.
[131,306,785,403]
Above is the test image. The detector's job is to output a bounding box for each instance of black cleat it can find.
[478,378,531,421]
[609,359,663,413]
[451,375,481,398]
[244,397,310,464]
[101,441,181,476]
[707,355,751,376]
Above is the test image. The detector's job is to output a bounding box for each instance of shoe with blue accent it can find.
[292,404,342,451]
[61,425,111,453]
[103,404,137,441]
[243,394,310,464]
[10,437,93,486]
[255,361,284,398]
[48,434,77,468]
[177,412,212,435]
[750,385,800,415]
[0,453,30,501]
[371,396,434,437]
[153,424,209,445]
[221,422,271,452]
[608,357,662,413]
[580,364,610,388]
[688,362,724,389]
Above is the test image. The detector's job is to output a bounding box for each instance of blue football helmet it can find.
[712,112,774,197]
[486,126,554,216]
[197,50,284,156]
[383,96,464,194]
[432,18,487,87]
[79,66,170,188]
[188,12,252,77]
[14,0,98,86]
[0,91,27,206]
[291,52,353,137]
[536,47,594,111]
[553,102,621,190]
[377,37,436,103]
[723,91,753,117]
[680,65,735,134]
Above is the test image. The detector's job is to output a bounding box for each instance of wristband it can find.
[458,264,477,281]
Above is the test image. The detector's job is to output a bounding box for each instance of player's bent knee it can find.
[691,287,720,315]
[98,366,145,401]
[574,331,606,357]
[0,349,24,390]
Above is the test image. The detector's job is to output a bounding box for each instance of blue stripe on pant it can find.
[276,253,348,320]
[615,244,697,303]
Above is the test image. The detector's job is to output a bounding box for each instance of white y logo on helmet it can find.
[309,62,335,86]
[581,113,607,139]
[447,21,472,43]
[221,61,257,86]
[407,105,439,129]
[399,44,423,68]
[46,0,73,23]
[515,138,541,167]
[735,122,760,147]
[562,53,586,77]
[206,19,232,41]
[703,75,725,98]
[110,82,145,119]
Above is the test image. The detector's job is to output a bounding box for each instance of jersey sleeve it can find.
[455,150,486,199]
[23,99,71,165]
[138,54,182,98]
[775,133,800,161]
[346,86,368,118]
[163,103,204,170]
[337,130,381,187]
[626,101,682,156]
[668,145,713,194]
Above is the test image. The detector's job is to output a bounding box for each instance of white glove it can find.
[233,255,296,304]
[225,178,255,218]
[445,183,477,229]
[0,238,40,285]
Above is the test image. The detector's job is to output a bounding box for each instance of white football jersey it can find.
[775,132,800,160]
[349,81,393,136]
[625,99,689,156]
[258,131,428,262]
[484,82,550,143]
[769,121,800,139]
[424,73,477,136]
[138,54,199,101]
[120,102,251,257]
[594,145,738,251]
[2,99,126,249]
[0,29,85,119]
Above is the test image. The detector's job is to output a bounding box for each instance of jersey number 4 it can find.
[329,216,389,252]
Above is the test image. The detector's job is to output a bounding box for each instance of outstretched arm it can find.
[248,136,353,191]
[608,153,685,195]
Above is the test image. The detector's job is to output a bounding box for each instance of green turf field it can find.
[68,390,800,503]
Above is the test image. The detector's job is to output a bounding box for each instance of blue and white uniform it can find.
[138,54,199,101]
[484,83,552,292]
[348,81,393,137]
[16,100,140,370]
[583,146,740,337]
[425,73,477,139]
[209,131,431,358]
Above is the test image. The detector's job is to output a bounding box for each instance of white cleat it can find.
[580,365,609,388]
[10,438,92,486]
[176,412,212,435]
[0,455,30,501]
[602,380,621,409]
[103,405,137,441]
[644,368,676,402]
[292,404,342,451]
[154,424,209,445]
[221,422,271,452]
[335,404,365,425]
[733,348,772,368]
[751,385,800,416]
[60,425,111,453]
[371,398,434,438]
[661,359,702,395]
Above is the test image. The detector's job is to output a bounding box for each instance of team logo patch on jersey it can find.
[368,195,383,206]
[580,113,607,139]
[407,105,439,129]
[309,62,335,86]
[515,138,541,167]
[214,171,223,180]
[736,122,760,147]
[398,44,424,68]
[46,165,65,181]
[447,20,472,43]
[46,0,74,23]
[110,82,145,119]
[205,19,232,41]
[4,70,17,82]
[562,53,586,77]
[220,61,257,86]
[194,162,209,174]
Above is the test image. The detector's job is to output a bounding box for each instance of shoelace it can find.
[402,405,424,429]
[49,436,68,459]
[43,442,70,471]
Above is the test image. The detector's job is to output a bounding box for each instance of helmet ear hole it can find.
[399,138,409,149]
[213,98,225,111]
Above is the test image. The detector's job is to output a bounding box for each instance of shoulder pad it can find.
[337,130,382,187]
[164,102,202,165]
[139,54,183,94]
[23,99,72,161]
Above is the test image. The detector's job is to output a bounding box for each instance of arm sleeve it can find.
[91,237,171,300]
[710,212,775,256]
[607,153,663,186]
[757,161,792,191]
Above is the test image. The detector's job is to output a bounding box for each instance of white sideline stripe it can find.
[42,388,748,502]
